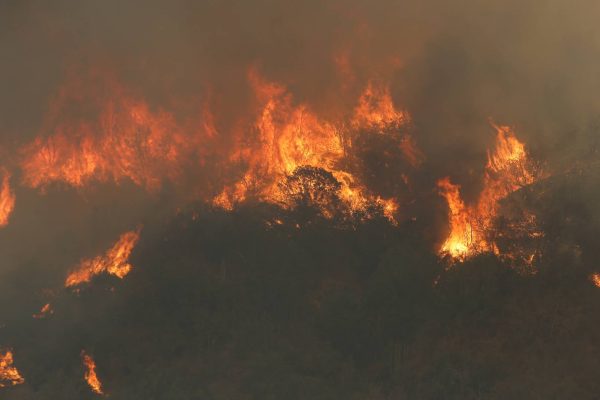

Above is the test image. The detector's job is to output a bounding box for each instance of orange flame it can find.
[590,273,600,288]
[352,82,422,167]
[437,177,475,257]
[0,350,25,388]
[81,351,104,395]
[214,71,415,221]
[352,81,409,131]
[19,69,417,224]
[65,229,141,287]
[438,125,541,259]
[20,73,198,192]
[32,303,54,319]
[0,170,15,228]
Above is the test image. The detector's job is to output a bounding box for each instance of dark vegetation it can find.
[3,168,600,400]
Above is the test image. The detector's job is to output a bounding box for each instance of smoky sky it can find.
[2,0,600,398]
[0,0,598,210]
[0,0,597,295]
[0,0,598,263]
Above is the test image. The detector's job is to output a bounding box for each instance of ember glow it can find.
[81,351,104,395]
[32,303,54,319]
[0,170,15,228]
[438,125,542,260]
[65,229,141,287]
[0,350,25,388]
[591,273,600,288]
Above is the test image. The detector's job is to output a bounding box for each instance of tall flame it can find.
[352,82,409,131]
[20,73,198,192]
[437,177,474,257]
[214,71,414,220]
[65,229,141,287]
[17,69,416,224]
[438,125,540,259]
[214,70,345,208]
[0,170,15,227]
[81,351,104,395]
[0,350,25,388]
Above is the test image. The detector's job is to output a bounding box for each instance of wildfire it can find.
[214,70,345,207]
[352,82,409,131]
[0,170,15,227]
[15,67,417,224]
[590,273,600,288]
[437,177,475,257]
[20,72,197,192]
[65,229,141,288]
[0,350,25,388]
[438,124,541,260]
[214,71,415,221]
[81,351,104,395]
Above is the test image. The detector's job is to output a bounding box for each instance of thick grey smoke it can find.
[1,0,599,294]
[2,0,600,181]
[1,0,600,397]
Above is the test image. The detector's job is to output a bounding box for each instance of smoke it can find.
[2,0,600,397]
[2,0,599,194]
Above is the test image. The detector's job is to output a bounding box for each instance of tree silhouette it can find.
[278,166,342,219]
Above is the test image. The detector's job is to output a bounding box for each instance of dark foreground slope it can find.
[3,171,600,399]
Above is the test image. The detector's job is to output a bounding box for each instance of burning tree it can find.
[438,124,545,264]
[278,166,343,219]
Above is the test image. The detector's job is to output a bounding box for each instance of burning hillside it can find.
[437,124,544,262]
[81,351,104,396]
[2,0,600,398]
[212,71,411,221]
[19,71,195,192]
[0,170,15,228]
[65,229,141,288]
[0,351,24,389]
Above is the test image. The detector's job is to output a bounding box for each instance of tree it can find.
[278,166,343,219]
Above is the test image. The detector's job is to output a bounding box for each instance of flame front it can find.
[0,171,15,228]
[65,229,141,287]
[0,350,25,388]
[81,351,104,395]
[214,71,414,220]
[20,73,197,192]
[352,82,409,131]
[17,69,416,223]
[438,125,541,260]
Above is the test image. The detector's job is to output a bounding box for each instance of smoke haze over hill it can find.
[2,0,600,398]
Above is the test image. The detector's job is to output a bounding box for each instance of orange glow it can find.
[352,81,409,131]
[0,350,25,388]
[19,69,418,224]
[214,71,416,221]
[591,273,600,288]
[65,229,141,287]
[32,303,54,319]
[352,82,422,167]
[0,170,15,228]
[437,177,476,257]
[81,351,104,395]
[20,73,198,192]
[438,125,541,259]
